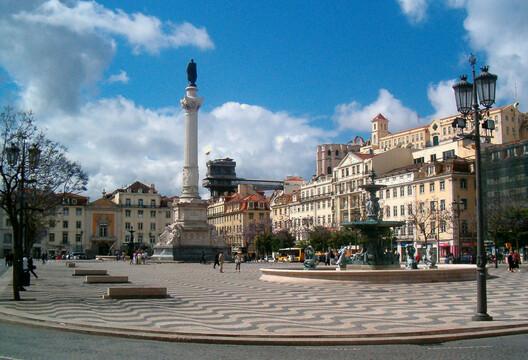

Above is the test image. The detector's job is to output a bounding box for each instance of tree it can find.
[307,226,331,252]
[0,108,88,301]
[408,200,451,256]
[329,228,359,250]
[270,229,295,252]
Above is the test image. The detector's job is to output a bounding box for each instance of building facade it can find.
[0,181,176,258]
[207,184,271,256]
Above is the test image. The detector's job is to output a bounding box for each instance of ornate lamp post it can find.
[452,54,497,321]
[128,226,135,257]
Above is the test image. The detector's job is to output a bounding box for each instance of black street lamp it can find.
[128,226,135,257]
[452,54,497,321]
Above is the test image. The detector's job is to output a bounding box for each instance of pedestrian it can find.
[235,252,242,272]
[28,257,38,279]
[513,250,521,271]
[22,256,30,288]
[415,252,422,264]
[507,251,514,272]
[213,252,220,269]
[325,251,331,266]
[218,252,224,273]
[201,250,206,264]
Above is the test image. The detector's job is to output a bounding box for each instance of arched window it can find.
[327,166,332,175]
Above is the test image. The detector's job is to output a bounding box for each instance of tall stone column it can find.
[180,86,203,200]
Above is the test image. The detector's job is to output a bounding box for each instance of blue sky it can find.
[0,0,526,198]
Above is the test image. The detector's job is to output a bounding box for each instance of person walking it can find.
[28,257,38,279]
[507,251,514,272]
[235,252,242,272]
[200,250,206,264]
[325,251,331,266]
[218,252,224,273]
[213,252,220,269]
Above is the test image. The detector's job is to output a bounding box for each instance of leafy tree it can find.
[0,108,87,301]
[270,229,295,252]
[307,226,331,251]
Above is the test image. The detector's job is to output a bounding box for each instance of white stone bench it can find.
[72,269,108,276]
[102,287,168,299]
[66,262,76,268]
[85,275,128,284]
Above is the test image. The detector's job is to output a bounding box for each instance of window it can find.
[386,189,391,198]
[460,178,467,189]
[429,182,435,192]
[407,185,412,196]
[393,206,398,217]
[63,220,68,229]
[166,211,171,219]
[138,210,144,218]
[76,208,83,216]
[408,204,413,215]
[149,234,156,244]
[400,205,405,216]
[327,166,332,175]
[138,234,143,243]
[76,220,82,229]
[49,220,56,228]
[125,222,131,230]
[400,187,405,197]
[125,210,131,217]
[440,220,447,233]
[430,201,436,211]
[419,184,425,194]
[461,198,468,210]
[125,198,131,206]
[414,157,424,164]
[150,199,156,207]
[430,154,437,162]
[440,199,446,211]
[393,188,397,197]
[138,199,144,207]
[49,233,55,242]
[461,220,468,235]
[150,223,156,231]
[137,222,143,230]
[150,210,156,218]
[443,150,455,160]
[62,232,68,244]
[431,221,436,234]
[440,181,445,191]
[386,207,391,218]
[249,213,254,220]
[408,225,414,235]
[76,234,82,242]
[259,213,264,220]
[99,224,108,237]
[63,207,69,216]
[3,233,12,244]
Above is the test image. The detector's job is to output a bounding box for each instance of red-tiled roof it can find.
[371,113,388,122]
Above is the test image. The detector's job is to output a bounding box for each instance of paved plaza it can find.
[0,260,527,344]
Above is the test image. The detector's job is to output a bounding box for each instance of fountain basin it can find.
[260,265,477,284]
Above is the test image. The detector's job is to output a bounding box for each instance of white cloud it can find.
[334,89,421,133]
[453,0,528,109]
[38,97,331,199]
[107,70,129,84]
[397,0,429,23]
[14,0,214,54]
[0,1,213,114]
[427,79,457,119]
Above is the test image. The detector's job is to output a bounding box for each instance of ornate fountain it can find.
[341,171,404,269]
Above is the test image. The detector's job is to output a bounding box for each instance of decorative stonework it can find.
[180,96,202,112]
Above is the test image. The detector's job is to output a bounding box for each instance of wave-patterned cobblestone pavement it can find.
[0,261,527,338]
